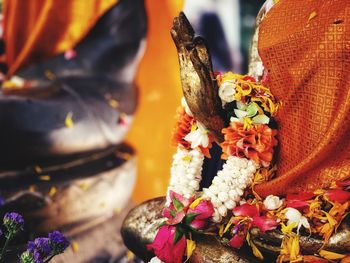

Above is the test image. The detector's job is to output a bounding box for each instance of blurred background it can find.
[129,0,263,203]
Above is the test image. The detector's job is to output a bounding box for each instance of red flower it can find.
[286,192,315,210]
[221,122,278,167]
[336,179,350,189]
[286,192,315,201]
[228,233,246,249]
[187,199,214,230]
[233,203,259,218]
[242,76,257,82]
[147,225,186,263]
[325,189,350,203]
[229,224,249,249]
[252,216,278,232]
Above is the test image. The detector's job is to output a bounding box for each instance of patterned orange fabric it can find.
[255,0,350,197]
[3,0,118,75]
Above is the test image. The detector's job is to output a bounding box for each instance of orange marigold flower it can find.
[221,122,278,167]
[172,108,213,157]
[172,108,194,149]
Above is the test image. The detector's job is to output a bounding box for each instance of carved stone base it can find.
[121,198,260,263]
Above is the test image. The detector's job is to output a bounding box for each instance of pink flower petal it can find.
[233,203,259,218]
[286,200,309,210]
[336,179,350,188]
[252,216,278,232]
[286,192,315,201]
[189,219,208,230]
[187,200,214,220]
[228,234,245,249]
[325,189,350,203]
[147,225,186,263]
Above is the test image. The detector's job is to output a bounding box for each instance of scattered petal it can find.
[65,112,74,128]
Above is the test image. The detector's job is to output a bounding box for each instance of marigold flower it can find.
[172,108,213,157]
[172,108,194,150]
[221,122,278,167]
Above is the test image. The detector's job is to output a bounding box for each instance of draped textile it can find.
[3,0,118,76]
[255,0,350,197]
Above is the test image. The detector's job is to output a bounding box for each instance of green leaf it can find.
[184,213,198,225]
[170,210,176,218]
[234,109,247,119]
[252,114,270,124]
[236,101,247,110]
[174,226,184,244]
[172,197,184,212]
[246,103,258,117]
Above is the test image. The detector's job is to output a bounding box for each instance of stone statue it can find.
[121,1,350,261]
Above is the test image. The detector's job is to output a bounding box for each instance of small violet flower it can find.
[3,212,24,236]
[48,231,70,254]
[34,237,52,257]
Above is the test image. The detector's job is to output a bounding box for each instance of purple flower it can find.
[3,212,24,235]
[27,241,36,252]
[34,237,52,256]
[48,231,70,254]
[27,237,52,258]
[0,196,4,207]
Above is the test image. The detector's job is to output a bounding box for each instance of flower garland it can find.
[147,72,350,263]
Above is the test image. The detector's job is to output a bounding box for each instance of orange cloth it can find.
[129,0,183,202]
[255,0,350,197]
[3,0,117,75]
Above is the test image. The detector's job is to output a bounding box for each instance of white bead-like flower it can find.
[184,121,209,148]
[149,257,164,263]
[181,97,193,116]
[202,156,258,222]
[166,147,204,204]
[284,207,310,233]
[263,195,283,210]
[218,80,236,105]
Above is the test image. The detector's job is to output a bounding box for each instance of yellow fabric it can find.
[4,0,118,75]
[129,0,183,202]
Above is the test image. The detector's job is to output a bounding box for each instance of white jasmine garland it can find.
[263,195,283,210]
[166,147,204,204]
[202,156,258,222]
[218,79,236,105]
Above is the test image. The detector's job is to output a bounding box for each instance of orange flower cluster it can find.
[172,108,194,149]
[172,108,213,157]
[221,122,278,167]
